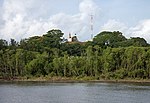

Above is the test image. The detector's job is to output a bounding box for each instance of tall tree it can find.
[93,31,127,48]
[42,29,64,48]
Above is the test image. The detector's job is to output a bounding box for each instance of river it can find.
[0,81,150,103]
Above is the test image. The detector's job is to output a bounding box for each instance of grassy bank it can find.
[1,76,150,84]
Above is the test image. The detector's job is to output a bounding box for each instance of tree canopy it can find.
[0,29,150,80]
[93,31,127,47]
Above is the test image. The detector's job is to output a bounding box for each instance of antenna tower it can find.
[90,14,94,40]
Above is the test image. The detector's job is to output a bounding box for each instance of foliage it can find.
[93,31,127,48]
[0,29,150,80]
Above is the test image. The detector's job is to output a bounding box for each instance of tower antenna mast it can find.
[90,14,94,40]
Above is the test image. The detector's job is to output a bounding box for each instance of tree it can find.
[60,42,84,56]
[93,31,127,48]
[130,37,148,47]
[1,29,150,80]
[0,39,8,50]
[25,52,48,76]
[15,49,26,76]
[19,29,64,52]
[9,39,18,50]
[42,29,64,48]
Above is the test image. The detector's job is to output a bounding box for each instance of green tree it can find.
[0,39,8,50]
[42,29,64,48]
[25,52,48,76]
[93,31,127,48]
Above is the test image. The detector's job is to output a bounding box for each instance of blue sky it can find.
[0,0,150,42]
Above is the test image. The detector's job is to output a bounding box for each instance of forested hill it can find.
[0,29,150,80]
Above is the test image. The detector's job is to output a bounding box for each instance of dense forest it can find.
[0,29,150,80]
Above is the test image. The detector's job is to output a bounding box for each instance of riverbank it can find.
[0,76,150,84]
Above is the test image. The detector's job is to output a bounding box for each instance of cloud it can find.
[2,0,149,43]
[0,0,51,40]
[101,19,150,43]
[101,19,128,33]
[0,0,101,41]
[129,19,150,43]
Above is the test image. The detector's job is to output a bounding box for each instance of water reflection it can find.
[0,82,150,103]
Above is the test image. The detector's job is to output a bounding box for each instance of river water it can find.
[0,82,150,103]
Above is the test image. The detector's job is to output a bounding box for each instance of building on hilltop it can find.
[67,33,79,42]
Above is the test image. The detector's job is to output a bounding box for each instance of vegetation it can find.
[0,29,150,80]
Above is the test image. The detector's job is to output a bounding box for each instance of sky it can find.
[0,0,150,43]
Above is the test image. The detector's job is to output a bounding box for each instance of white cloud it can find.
[101,19,128,33]
[101,19,150,43]
[79,0,100,15]
[129,19,150,43]
[2,0,149,43]
[0,0,101,41]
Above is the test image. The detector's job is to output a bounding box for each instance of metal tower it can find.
[90,14,94,40]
